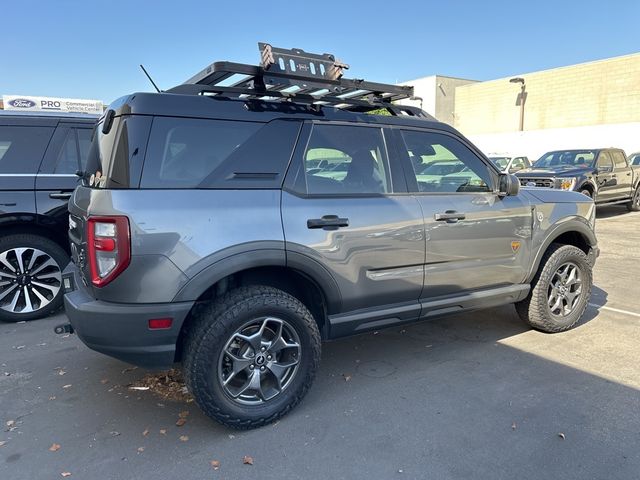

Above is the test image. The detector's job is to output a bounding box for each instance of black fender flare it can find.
[576,179,597,195]
[172,248,342,313]
[526,220,597,283]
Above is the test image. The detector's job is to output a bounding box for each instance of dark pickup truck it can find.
[516,148,640,211]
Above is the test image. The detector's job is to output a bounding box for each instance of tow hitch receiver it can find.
[54,323,74,335]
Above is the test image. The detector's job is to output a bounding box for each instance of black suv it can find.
[0,111,96,321]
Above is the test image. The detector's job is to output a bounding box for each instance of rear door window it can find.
[611,151,628,169]
[52,129,80,174]
[0,126,53,173]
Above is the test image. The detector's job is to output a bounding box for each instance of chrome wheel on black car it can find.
[0,235,67,322]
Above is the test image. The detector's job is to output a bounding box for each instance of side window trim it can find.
[393,126,499,195]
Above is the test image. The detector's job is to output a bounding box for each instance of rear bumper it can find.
[62,264,194,368]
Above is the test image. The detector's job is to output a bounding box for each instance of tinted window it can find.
[611,151,627,168]
[401,130,492,193]
[77,128,92,171]
[141,118,262,188]
[631,154,640,166]
[534,150,596,168]
[85,115,152,188]
[303,124,390,195]
[0,126,53,173]
[53,129,79,174]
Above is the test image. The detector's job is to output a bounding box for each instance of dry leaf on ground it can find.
[49,443,61,452]
[558,432,566,440]
[100,379,109,384]
[175,418,187,427]
[0,441,6,447]
[243,455,254,465]
[142,429,149,437]
[128,369,193,402]
[159,429,167,435]
[62,384,72,389]
[511,422,517,430]
[179,435,189,442]
[342,374,352,382]
[178,410,189,418]
[137,447,145,453]
[61,473,71,478]
[210,460,220,470]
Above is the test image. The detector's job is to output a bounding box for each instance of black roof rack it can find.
[166,43,428,118]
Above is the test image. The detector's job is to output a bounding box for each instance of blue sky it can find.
[2,0,638,103]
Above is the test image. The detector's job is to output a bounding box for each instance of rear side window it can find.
[611,151,627,168]
[85,115,152,188]
[141,118,300,189]
[0,126,53,173]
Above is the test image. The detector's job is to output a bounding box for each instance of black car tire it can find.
[626,186,640,212]
[183,285,321,430]
[580,188,592,198]
[0,234,68,322]
[515,243,592,333]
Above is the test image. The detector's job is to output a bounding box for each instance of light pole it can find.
[509,77,526,131]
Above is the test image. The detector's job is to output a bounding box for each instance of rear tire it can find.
[183,285,321,429]
[626,186,640,212]
[515,244,592,333]
[0,234,68,322]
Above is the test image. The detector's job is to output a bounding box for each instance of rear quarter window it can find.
[140,118,301,189]
[0,126,54,173]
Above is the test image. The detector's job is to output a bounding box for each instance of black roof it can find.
[106,91,456,133]
[0,110,98,122]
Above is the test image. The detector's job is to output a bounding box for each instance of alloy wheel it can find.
[547,261,583,317]
[0,248,62,314]
[218,316,301,405]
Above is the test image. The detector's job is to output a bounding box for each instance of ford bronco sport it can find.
[61,45,599,429]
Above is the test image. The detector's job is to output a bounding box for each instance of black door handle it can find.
[49,192,72,200]
[307,215,349,230]
[434,210,466,222]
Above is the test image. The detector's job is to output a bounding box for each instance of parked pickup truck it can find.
[516,148,640,211]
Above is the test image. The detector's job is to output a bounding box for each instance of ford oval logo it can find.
[526,181,537,187]
[8,98,37,108]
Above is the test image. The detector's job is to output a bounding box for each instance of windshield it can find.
[534,150,596,169]
[489,157,510,169]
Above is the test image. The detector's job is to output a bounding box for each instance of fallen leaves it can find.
[558,432,566,440]
[137,447,145,453]
[0,441,6,447]
[175,418,187,427]
[60,472,72,477]
[511,422,517,430]
[142,429,149,437]
[121,366,138,374]
[159,429,167,435]
[243,455,254,465]
[6,420,15,428]
[342,374,352,382]
[128,386,150,391]
[129,369,193,402]
[49,443,61,452]
[210,460,221,470]
[179,435,189,442]
[62,384,72,389]
[100,379,109,385]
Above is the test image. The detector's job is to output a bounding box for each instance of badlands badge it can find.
[511,241,522,253]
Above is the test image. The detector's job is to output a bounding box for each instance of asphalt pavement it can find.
[1,206,639,480]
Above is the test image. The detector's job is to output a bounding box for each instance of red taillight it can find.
[148,318,173,330]
[87,216,131,287]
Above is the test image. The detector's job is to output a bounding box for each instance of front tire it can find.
[580,188,592,199]
[0,234,67,322]
[183,285,321,429]
[515,244,592,333]
[626,186,640,212]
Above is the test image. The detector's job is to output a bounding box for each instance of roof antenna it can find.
[139,64,161,93]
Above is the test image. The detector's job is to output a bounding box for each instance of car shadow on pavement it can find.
[2,303,638,480]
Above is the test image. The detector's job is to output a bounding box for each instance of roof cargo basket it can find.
[166,43,428,117]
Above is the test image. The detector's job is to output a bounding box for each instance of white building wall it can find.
[466,122,640,160]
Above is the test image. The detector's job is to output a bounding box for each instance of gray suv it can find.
[62,49,599,429]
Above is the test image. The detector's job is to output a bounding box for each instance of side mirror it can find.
[498,173,520,196]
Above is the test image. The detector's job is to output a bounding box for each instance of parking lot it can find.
[1,206,639,480]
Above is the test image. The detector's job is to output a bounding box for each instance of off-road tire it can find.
[626,185,640,212]
[515,243,592,333]
[183,285,321,430]
[580,188,592,199]
[0,234,68,322]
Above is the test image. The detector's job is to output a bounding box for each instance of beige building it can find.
[454,52,640,134]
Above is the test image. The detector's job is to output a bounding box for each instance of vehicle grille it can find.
[519,177,555,188]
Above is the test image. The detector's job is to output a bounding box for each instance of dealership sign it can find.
[2,95,103,114]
